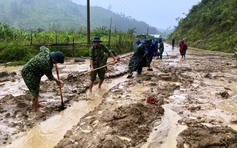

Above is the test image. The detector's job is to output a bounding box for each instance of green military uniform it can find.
[89,44,111,81]
[21,46,54,96]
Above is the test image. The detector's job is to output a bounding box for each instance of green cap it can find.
[92,36,102,42]
[49,51,65,63]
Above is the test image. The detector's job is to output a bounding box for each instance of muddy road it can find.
[1,44,237,148]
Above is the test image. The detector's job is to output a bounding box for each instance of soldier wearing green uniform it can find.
[89,36,119,92]
[21,46,64,112]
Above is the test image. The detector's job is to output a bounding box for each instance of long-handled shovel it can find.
[86,60,116,74]
[55,63,65,110]
[78,60,117,77]
[79,54,129,76]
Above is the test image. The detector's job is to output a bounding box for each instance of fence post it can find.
[73,37,75,56]
[30,31,33,45]
[55,32,58,44]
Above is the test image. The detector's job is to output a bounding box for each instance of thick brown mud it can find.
[1,45,237,147]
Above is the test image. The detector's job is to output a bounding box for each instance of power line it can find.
[116,0,133,16]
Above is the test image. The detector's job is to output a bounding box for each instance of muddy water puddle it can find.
[0,65,23,72]
[229,124,237,131]
[206,78,237,127]
[0,79,27,99]
[142,103,186,148]
[6,101,93,148]
[5,76,127,148]
[62,60,90,73]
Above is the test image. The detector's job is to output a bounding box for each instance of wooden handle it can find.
[84,60,116,75]
[80,54,129,76]
[55,64,63,101]
[92,61,115,71]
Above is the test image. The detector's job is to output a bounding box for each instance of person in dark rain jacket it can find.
[146,39,157,71]
[172,38,175,49]
[158,38,164,59]
[127,39,150,78]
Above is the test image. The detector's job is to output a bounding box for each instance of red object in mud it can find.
[146,97,158,104]
[117,57,120,62]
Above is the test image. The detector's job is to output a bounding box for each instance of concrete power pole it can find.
[108,17,112,46]
[87,0,90,44]
[147,27,149,37]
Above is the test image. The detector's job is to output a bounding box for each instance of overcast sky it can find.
[71,0,201,29]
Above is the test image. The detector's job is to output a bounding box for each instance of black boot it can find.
[147,68,153,71]
[127,73,133,78]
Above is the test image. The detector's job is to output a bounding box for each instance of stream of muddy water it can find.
[5,76,127,148]
[3,73,126,148]
[142,103,187,148]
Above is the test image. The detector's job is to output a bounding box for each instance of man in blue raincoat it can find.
[127,39,150,78]
[146,39,158,71]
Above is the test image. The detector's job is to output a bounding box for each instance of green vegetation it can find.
[0,43,35,61]
[0,0,170,67]
[168,0,237,52]
[0,22,136,66]
[0,0,163,66]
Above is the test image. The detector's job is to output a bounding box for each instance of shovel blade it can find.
[60,102,66,110]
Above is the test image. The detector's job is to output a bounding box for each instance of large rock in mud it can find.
[177,124,237,148]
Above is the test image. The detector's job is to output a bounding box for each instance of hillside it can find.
[0,0,159,34]
[168,0,237,52]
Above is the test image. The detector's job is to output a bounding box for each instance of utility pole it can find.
[147,27,149,37]
[108,17,112,46]
[87,0,90,45]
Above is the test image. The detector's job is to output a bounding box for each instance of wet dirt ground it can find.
[1,44,237,148]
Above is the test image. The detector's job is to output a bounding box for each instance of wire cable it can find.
[117,0,133,16]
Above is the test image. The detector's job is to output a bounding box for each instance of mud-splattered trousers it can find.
[89,44,111,81]
[21,47,54,97]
